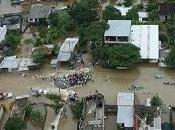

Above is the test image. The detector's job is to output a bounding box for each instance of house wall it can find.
[0,25,7,43]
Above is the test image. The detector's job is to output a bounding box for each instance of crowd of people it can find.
[54,69,92,87]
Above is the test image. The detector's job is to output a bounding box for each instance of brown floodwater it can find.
[0,64,175,130]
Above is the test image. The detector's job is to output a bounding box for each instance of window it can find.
[117,36,129,42]
[106,36,116,41]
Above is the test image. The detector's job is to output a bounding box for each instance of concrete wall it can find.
[0,25,7,43]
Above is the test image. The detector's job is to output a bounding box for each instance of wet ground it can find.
[0,64,175,130]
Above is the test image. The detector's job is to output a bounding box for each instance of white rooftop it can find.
[131,25,159,60]
[114,6,132,16]
[57,38,79,62]
[117,106,134,127]
[117,92,134,106]
[104,20,131,37]
[0,56,18,69]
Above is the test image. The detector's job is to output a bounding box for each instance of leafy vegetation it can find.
[49,12,74,39]
[165,47,175,68]
[4,116,26,130]
[46,93,64,114]
[32,47,48,64]
[151,94,162,107]
[101,44,140,67]
[71,100,83,120]
[68,0,99,25]
[5,30,21,49]
[102,6,122,21]
[30,109,43,122]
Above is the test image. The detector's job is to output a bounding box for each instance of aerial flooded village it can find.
[0,0,175,130]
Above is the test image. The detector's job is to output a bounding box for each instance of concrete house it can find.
[28,4,51,23]
[104,20,159,62]
[104,20,131,43]
[0,25,7,43]
[159,3,175,21]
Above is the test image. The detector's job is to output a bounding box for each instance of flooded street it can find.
[0,0,22,15]
[0,64,175,130]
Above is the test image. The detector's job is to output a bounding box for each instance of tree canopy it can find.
[102,6,122,21]
[5,30,21,49]
[165,47,175,68]
[125,6,139,20]
[32,47,48,64]
[101,44,140,67]
[71,100,83,120]
[68,0,99,25]
[150,94,162,107]
[4,116,26,130]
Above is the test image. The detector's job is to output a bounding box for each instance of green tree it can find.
[102,44,140,67]
[68,1,98,25]
[30,109,43,122]
[4,116,26,130]
[125,6,139,20]
[49,12,74,33]
[165,47,175,68]
[148,9,159,22]
[150,94,162,107]
[32,47,48,64]
[71,100,83,120]
[5,30,21,49]
[123,0,133,7]
[102,6,122,21]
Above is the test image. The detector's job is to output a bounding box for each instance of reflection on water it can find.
[0,64,175,130]
[0,0,22,15]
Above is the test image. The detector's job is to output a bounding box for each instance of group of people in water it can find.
[54,70,92,87]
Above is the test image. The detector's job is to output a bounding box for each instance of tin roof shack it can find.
[117,92,134,129]
[159,3,175,21]
[79,93,104,130]
[28,4,51,24]
[56,38,79,67]
[10,95,29,119]
[0,13,22,31]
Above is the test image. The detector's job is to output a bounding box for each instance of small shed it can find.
[57,37,79,62]
[117,92,134,128]
[28,4,51,23]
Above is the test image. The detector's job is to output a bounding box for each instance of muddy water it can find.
[0,64,175,130]
[0,0,22,15]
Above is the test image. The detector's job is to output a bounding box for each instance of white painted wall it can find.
[0,25,7,43]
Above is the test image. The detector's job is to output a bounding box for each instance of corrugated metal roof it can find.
[117,106,134,127]
[57,38,79,62]
[131,25,159,60]
[117,92,134,106]
[0,56,18,69]
[29,4,51,19]
[104,20,131,37]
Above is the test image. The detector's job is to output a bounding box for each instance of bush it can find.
[71,100,83,120]
[4,116,26,130]
[5,30,21,49]
[32,47,48,64]
[151,94,162,107]
[30,109,43,122]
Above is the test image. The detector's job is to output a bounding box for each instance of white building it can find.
[131,25,159,62]
[117,92,134,128]
[0,25,7,43]
[104,20,131,43]
[138,12,148,22]
[104,20,159,62]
